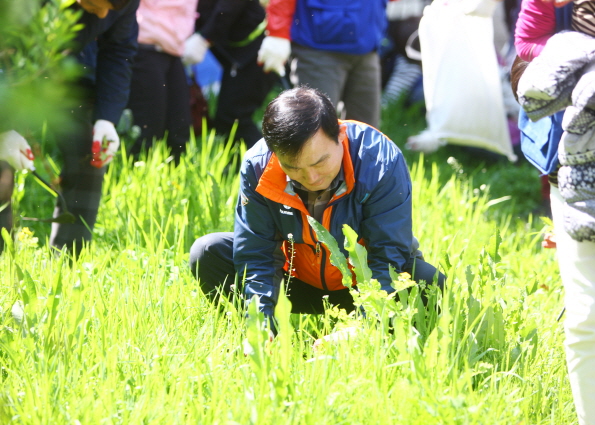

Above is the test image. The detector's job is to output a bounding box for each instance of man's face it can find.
[277,128,344,192]
[77,0,114,18]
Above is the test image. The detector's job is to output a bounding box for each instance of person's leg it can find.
[284,276,355,314]
[215,60,278,149]
[50,83,105,256]
[342,51,381,128]
[290,45,349,111]
[189,232,237,302]
[381,54,422,107]
[551,185,595,425]
[164,57,192,160]
[126,49,169,157]
[0,160,14,254]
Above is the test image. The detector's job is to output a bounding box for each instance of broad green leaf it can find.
[342,224,372,285]
[1,228,15,259]
[488,229,502,264]
[306,216,351,288]
[44,251,65,346]
[245,295,269,372]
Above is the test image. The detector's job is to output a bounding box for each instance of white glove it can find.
[257,36,291,77]
[0,130,35,171]
[182,33,210,66]
[90,119,119,168]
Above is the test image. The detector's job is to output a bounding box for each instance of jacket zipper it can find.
[319,245,328,290]
[309,226,328,290]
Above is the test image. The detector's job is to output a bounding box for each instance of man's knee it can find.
[189,235,209,277]
[189,232,235,298]
[190,233,226,276]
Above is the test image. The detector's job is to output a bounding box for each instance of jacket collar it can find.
[256,125,355,213]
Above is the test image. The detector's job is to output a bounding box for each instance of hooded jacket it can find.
[233,120,415,317]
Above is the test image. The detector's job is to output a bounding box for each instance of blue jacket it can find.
[292,0,387,54]
[233,120,415,317]
[518,3,573,175]
[73,0,139,124]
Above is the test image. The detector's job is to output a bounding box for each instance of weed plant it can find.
[0,116,572,423]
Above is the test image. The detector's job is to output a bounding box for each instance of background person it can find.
[0,130,34,254]
[49,0,139,256]
[381,0,427,107]
[192,0,279,149]
[514,1,593,423]
[126,0,201,162]
[189,86,444,330]
[257,0,389,129]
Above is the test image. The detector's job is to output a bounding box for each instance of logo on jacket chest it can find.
[280,205,294,216]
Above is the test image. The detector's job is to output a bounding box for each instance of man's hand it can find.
[90,120,119,168]
[182,33,210,66]
[313,327,360,351]
[0,130,35,171]
[257,36,291,77]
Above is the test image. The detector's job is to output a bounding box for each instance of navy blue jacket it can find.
[233,120,415,317]
[73,0,139,124]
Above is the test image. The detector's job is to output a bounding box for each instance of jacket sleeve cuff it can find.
[266,27,291,39]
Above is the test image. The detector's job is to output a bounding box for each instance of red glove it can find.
[90,120,119,168]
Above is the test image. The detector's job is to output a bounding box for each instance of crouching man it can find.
[190,86,444,327]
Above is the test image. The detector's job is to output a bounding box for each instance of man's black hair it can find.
[262,86,340,159]
[108,0,132,10]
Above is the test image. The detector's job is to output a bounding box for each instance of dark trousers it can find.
[215,59,278,149]
[189,232,445,314]
[50,82,105,256]
[127,49,192,160]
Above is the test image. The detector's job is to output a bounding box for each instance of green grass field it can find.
[0,101,574,424]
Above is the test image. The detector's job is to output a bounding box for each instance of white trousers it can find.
[551,185,595,425]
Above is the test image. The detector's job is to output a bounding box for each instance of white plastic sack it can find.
[408,0,516,161]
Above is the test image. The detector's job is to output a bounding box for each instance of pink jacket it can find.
[136,0,199,57]
[514,0,556,61]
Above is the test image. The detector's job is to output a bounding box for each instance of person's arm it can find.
[359,144,413,293]
[233,158,286,319]
[514,0,556,61]
[256,0,295,75]
[93,2,139,124]
[198,0,247,45]
[265,0,296,39]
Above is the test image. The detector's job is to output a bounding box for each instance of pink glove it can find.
[257,36,291,77]
[0,130,35,171]
[90,119,119,168]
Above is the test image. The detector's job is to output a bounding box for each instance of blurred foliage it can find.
[0,0,82,134]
